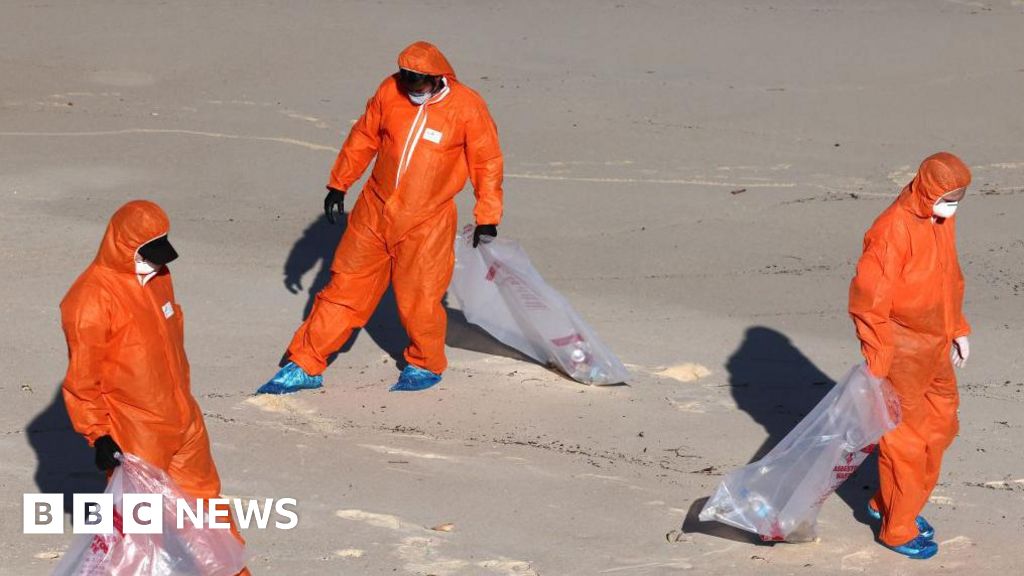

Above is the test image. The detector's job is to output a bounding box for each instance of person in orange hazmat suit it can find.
[61,200,249,575]
[849,152,972,560]
[258,41,503,394]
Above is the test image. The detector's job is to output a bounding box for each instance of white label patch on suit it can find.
[162,302,174,319]
[423,128,442,144]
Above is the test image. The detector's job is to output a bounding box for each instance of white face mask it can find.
[135,258,160,276]
[933,199,959,219]
[408,91,431,105]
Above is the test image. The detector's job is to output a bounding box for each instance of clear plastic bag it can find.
[450,226,630,385]
[52,453,246,576]
[699,364,900,542]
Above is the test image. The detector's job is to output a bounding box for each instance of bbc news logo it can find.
[24,494,298,534]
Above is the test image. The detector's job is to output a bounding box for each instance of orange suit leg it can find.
[919,359,959,497]
[167,418,251,575]
[288,220,392,375]
[392,206,457,374]
[874,348,959,546]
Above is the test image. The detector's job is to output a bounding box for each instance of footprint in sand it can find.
[655,363,711,383]
[887,166,916,186]
[244,394,316,415]
[399,537,538,576]
[476,559,539,575]
[33,550,61,560]
[940,535,975,550]
[334,548,365,558]
[243,395,342,435]
[669,400,706,413]
[335,509,405,531]
[335,509,537,575]
[839,549,875,572]
[359,444,454,461]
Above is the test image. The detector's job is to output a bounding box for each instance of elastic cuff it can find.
[880,526,921,547]
[85,430,112,447]
[288,352,325,377]
[404,351,447,375]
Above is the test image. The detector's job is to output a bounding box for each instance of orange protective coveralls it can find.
[287,41,503,376]
[61,201,249,574]
[848,152,971,546]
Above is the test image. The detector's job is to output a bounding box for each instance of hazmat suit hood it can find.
[94,200,171,274]
[398,41,457,81]
[899,152,972,219]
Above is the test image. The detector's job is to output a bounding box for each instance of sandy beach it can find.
[2,1,1023,574]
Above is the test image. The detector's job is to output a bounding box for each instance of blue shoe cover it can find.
[867,504,935,539]
[885,535,938,560]
[256,362,323,395]
[390,365,442,392]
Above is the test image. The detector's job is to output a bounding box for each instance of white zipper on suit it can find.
[394,78,451,190]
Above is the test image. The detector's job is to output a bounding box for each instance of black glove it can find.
[473,224,498,248]
[94,435,122,471]
[324,187,345,224]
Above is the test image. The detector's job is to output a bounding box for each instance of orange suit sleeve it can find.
[953,268,970,338]
[465,98,504,225]
[951,220,971,338]
[327,87,384,192]
[60,287,114,445]
[849,225,907,379]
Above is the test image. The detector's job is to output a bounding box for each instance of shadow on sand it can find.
[26,384,106,517]
[681,326,878,541]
